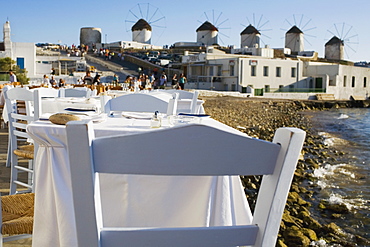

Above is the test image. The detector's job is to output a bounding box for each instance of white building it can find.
[196,21,218,46]
[285,25,304,54]
[181,46,370,100]
[80,27,102,48]
[305,61,370,100]
[132,19,152,44]
[240,25,261,49]
[325,36,344,60]
[0,21,36,77]
[96,40,162,51]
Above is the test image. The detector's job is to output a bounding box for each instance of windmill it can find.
[281,14,317,54]
[325,22,359,60]
[240,14,272,48]
[125,3,166,45]
[196,9,230,46]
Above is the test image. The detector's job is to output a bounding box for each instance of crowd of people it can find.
[41,74,66,88]
[78,69,187,91]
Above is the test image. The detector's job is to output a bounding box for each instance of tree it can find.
[0,57,29,84]
[0,57,13,72]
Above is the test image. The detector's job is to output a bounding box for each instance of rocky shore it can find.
[202,97,370,247]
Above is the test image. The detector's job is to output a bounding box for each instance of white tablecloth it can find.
[2,97,101,123]
[27,116,252,247]
[41,97,100,114]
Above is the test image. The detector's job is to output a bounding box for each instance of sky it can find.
[2,0,370,62]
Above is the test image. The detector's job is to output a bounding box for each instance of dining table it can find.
[2,96,102,123]
[27,113,253,247]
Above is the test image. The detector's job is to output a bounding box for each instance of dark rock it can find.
[283,226,311,246]
[355,234,370,245]
[323,222,346,237]
[276,239,288,247]
[301,228,318,241]
[307,217,322,231]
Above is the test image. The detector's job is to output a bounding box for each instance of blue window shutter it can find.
[17,57,25,69]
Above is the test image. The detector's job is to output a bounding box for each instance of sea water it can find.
[308,108,370,241]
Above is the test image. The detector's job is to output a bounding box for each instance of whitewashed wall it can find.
[238,57,304,89]
[132,30,151,44]
[197,30,218,46]
[306,62,370,100]
[12,42,36,77]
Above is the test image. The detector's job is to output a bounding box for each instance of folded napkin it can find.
[178,113,210,117]
[121,112,153,120]
[64,108,96,112]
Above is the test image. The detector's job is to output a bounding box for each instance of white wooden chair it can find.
[33,87,59,98]
[59,87,91,98]
[65,120,305,247]
[152,90,201,114]
[102,93,179,115]
[1,85,13,168]
[4,88,41,194]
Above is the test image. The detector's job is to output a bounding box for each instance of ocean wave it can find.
[317,131,349,146]
[313,164,347,179]
[316,180,339,190]
[327,193,369,210]
[317,132,337,146]
[337,113,349,119]
[313,163,357,190]
[310,239,327,246]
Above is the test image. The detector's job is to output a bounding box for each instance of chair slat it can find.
[101,225,258,247]
[93,124,280,176]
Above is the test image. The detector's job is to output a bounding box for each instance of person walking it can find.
[178,73,187,90]
[159,74,167,89]
[93,74,101,85]
[9,70,17,83]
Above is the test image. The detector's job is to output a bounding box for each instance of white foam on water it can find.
[317,131,351,147]
[328,193,353,210]
[327,193,369,210]
[337,113,349,119]
[310,239,327,247]
[323,137,335,146]
[318,131,336,146]
[313,163,356,189]
[316,180,339,189]
[318,131,328,136]
[338,169,356,178]
[313,164,346,179]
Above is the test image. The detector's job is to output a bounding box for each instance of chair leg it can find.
[27,160,33,190]
[6,138,11,168]
[9,153,18,195]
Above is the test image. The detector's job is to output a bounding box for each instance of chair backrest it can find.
[34,87,59,98]
[66,121,305,247]
[59,88,91,98]
[4,88,40,193]
[102,93,178,115]
[151,90,200,114]
[5,87,39,123]
[33,88,59,116]
[160,90,195,99]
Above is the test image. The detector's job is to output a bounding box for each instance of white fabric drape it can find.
[27,117,252,247]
